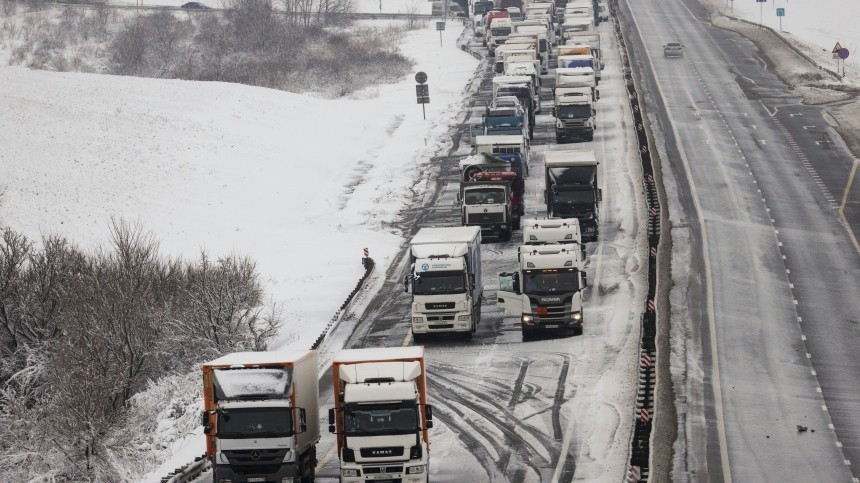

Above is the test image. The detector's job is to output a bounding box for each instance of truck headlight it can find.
[412,317,423,324]
[556,119,564,128]
[342,469,360,477]
[458,315,470,321]
[571,312,582,321]
[407,465,425,474]
[522,314,534,325]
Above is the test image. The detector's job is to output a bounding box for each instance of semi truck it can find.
[202,351,320,483]
[521,217,586,259]
[487,17,513,56]
[460,173,518,241]
[493,74,540,114]
[328,347,433,483]
[472,97,531,140]
[474,134,530,177]
[553,88,596,142]
[543,148,601,241]
[554,67,598,102]
[405,226,483,339]
[497,243,588,338]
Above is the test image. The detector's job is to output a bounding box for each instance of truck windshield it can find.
[556,105,592,119]
[218,407,293,438]
[413,271,466,295]
[523,269,580,294]
[344,404,418,436]
[492,27,512,36]
[465,188,506,205]
[554,190,595,203]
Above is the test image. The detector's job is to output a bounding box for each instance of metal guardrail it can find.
[609,1,662,481]
[160,454,209,483]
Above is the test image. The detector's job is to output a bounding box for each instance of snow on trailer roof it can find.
[411,226,481,245]
[474,134,525,145]
[556,67,595,76]
[493,75,533,84]
[203,350,315,368]
[544,148,598,167]
[334,346,424,364]
[411,242,470,259]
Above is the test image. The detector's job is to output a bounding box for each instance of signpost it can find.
[833,43,849,78]
[756,0,766,27]
[776,7,784,31]
[415,72,429,119]
[436,21,446,47]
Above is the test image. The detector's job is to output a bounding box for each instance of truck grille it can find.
[426,314,455,322]
[221,448,289,466]
[467,212,505,224]
[360,447,404,458]
[364,465,405,474]
[561,119,586,127]
[425,302,455,310]
[529,296,575,326]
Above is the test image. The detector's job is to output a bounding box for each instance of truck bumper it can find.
[340,463,428,483]
[468,222,511,240]
[556,127,594,143]
[521,312,583,333]
[213,463,298,483]
[412,313,472,333]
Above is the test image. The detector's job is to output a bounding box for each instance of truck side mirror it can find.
[551,107,556,117]
[295,407,307,434]
[404,275,410,293]
[596,89,600,101]
[425,404,434,422]
[582,271,588,289]
[328,408,336,433]
[201,411,213,435]
[598,188,603,202]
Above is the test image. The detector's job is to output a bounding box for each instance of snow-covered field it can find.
[701,0,860,84]
[0,21,478,351]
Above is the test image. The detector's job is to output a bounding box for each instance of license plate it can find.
[248,478,266,483]
[544,324,559,329]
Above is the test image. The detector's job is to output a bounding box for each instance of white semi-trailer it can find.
[328,347,433,483]
[405,226,483,340]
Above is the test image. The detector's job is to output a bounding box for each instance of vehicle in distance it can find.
[180,1,210,8]
[664,42,684,57]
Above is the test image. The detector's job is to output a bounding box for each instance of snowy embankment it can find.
[0,20,478,480]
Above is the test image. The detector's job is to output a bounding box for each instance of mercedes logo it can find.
[250,450,261,461]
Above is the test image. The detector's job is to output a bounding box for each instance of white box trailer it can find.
[406,226,483,339]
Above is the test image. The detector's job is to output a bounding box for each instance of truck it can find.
[561,41,604,72]
[328,347,433,483]
[405,226,483,339]
[487,17,513,56]
[557,53,599,81]
[521,217,586,260]
[473,96,531,140]
[554,67,598,101]
[506,32,549,73]
[497,243,588,338]
[543,148,601,241]
[493,74,540,114]
[474,134,530,177]
[553,87,596,142]
[202,351,320,483]
[459,152,525,240]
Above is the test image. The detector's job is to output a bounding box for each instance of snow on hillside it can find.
[702,0,859,83]
[0,20,478,352]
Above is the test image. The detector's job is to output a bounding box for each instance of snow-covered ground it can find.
[700,0,860,84]
[0,20,477,351]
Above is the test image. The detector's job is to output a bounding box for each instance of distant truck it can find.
[405,226,483,339]
[487,17,513,56]
[522,217,586,259]
[474,134,530,178]
[329,347,433,483]
[459,153,524,240]
[497,240,588,338]
[553,87,596,142]
[543,149,601,240]
[202,351,320,483]
[473,97,531,140]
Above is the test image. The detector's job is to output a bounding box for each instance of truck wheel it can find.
[586,132,594,141]
[413,332,424,344]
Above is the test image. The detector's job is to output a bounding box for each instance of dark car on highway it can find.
[181,2,210,9]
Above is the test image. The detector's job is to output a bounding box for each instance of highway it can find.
[616,0,860,480]
[307,20,648,483]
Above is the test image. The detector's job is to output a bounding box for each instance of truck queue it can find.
[199,0,610,481]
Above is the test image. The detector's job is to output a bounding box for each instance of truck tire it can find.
[413,331,424,343]
[522,328,535,341]
[586,131,594,141]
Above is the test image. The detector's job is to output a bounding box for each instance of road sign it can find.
[436,21,446,31]
[415,71,428,84]
[776,7,784,16]
[755,0,765,3]
[833,42,843,53]
[416,84,429,98]
[838,48,850,60]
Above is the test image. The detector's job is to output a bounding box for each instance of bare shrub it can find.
[109,17,149,75]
